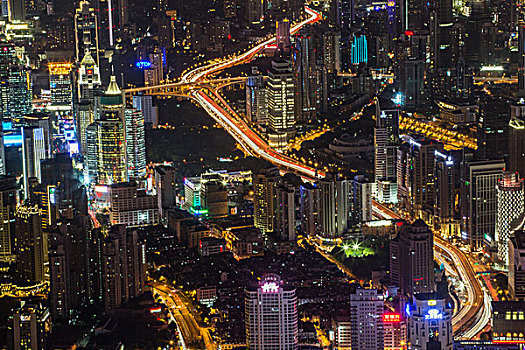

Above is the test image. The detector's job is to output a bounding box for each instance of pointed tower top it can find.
[105,75,121,95]
[80,50,96,66]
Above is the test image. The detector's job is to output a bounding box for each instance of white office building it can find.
[245,274,298,350]
[350,288,384,350]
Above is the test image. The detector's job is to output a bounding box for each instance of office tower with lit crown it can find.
[390,219,434,296]
[509,231,525,301]
[74,1,99,64]
[102,225,146,311]
[48,62,73,109]
[267,59,295,150]
[253,167,279,234]
[276,19,290,51]
[374,100,399,204]
[8,301,51,350]
[124,108,146,181]
[350,288,384,350]
[78,51,101,100]
[461,158,505,249]
[0,176,17,262]
[15,205,45,284]
[407,293,453,350]
[496,172,524,266]
[95,76,127,185]
[246,70,267,125]
[294,33,317,123]
[318,174,349,238]
[245,274,298,350]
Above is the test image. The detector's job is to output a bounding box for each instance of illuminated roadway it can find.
[372,201,490,339]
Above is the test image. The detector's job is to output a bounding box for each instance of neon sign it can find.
[136,61,152,69]
[425,309,443,320]
[382,313,401,323]
[261,282,279,293]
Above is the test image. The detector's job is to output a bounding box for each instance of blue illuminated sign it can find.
[405,304,411,317]
[2,121,12,131]
[425,309,443,320]
[4,134,23,146]
[135,61,152,69]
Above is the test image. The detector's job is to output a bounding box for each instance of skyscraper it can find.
[351,34,368,65]
[245,274,298,350]
[318,174,349,238]
[390,219,434,296]
[350,288,384,350]
[509,113,525,178]
[0,176,17,262]
[247,0,264,24]
[496,172,524,266]
[8,301,51,350]
[15,205,45,284]
[351,175,373,225]
[155,165,176,219]
[48,62,73,109]
[246,71,267,125]
[124,108,146,181]
[95,76,127,185]
[434,150,459,239]
[276,19,290,51]
[7,0,25,21]
[299,182,320,237]
[294,33,317,123]
[407,293,453,350]
[132,95,158,128]
[276,183,295,241]
[0,43,31,119]
[78,51,101,100]
[520,25,525,94]
[509,231,525,301]
[267,59,295,150]
[74,1,99,64]
[253,167,279,234]
[461,158,505,249]
[22,126,49,198]
[374,101,399,204]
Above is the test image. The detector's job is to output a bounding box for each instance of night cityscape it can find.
[0,0,525,349]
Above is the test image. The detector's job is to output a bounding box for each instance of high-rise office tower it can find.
[460,158,505,249]
[318,174,349,238]
[267,59,295,150]
[350,288,384,350]
[430,0,453,71]
[509,115,525,178]
[7,0,25,21]
[0,176,17,262]
[48,62,73,109]
[124,108,146,181]
[95,76,127,185]
[276,183,295,241]
[397,136,442,218]
[383,312,407,350]
[299,182,320,236]
[478,100,510,160]
[0,43,31,119]
[350,34,368,66]
[407,293,453,350]
[84,123,99,183]
[132,95,158,128]
[509,231,525,301]
[518,25,525,94]
[74,1,99,65]
[276,19,291,51]
[390,219,434,296]
[253,167,279,234]
[78,51,101,100]
[400,0,429,31]
[154,165,176,218]
[49,241,70,319]
[496,172,524,267]
[93,0,128,49]
[15,205,45,284]
[246,71,267,125]
[351,175,373,225]
[77,101,94,155]
[109,182,159,227]
[245,274,298,350]
[340,0,355,33]
[322,31,341,74]
[22,126,49,199]
[102,225,146,311]
[434,150,459,239]
[247,0,264,24]
[8,301,51,350]
[374,101,399,204]
[294,33,317,123]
